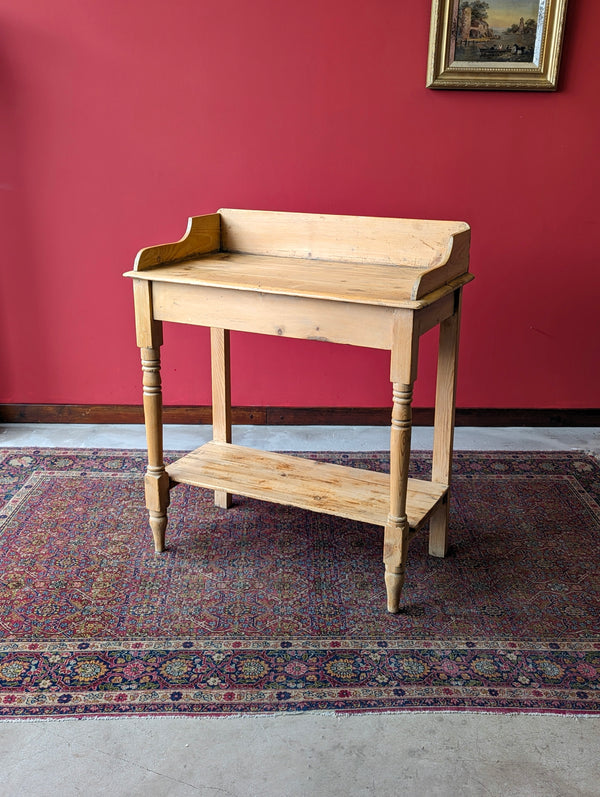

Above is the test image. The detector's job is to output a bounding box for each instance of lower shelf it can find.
[166,442,447,530]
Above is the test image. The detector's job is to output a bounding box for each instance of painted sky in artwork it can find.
[485,1,540,31]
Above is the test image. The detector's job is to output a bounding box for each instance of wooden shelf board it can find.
[166,442,447,530]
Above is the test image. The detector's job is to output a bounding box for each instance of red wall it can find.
[1,0,598,409]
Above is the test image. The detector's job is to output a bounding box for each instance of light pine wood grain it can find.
[384,383,414,613]
[140,346,169,552]
[151,282,396,349]
[124,209,471,611]
[126,209,470,302]
[210,328,232,508]
[167,442,447,529]
[134,213,221,271]
[219,208,468,268]
[429,290,463,557]
[133,279,162,349]
[125,251,471,307]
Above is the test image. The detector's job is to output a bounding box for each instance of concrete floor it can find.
[1,424,599,797]
[1,423,599,454]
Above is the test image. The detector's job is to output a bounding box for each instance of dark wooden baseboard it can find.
[1,404,598,426]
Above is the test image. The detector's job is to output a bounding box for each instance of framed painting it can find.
[427,0,568,90]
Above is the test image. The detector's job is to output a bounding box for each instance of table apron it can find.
[151,282,398,349]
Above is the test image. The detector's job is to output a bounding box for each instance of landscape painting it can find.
[452,1,542,64]
[427,0,568,90]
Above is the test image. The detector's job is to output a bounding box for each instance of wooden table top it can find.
[124,250,472,308]
[123,209,472,307]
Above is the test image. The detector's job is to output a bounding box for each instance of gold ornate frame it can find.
[427,0,568,90]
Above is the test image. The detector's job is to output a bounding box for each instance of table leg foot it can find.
[149,510,167,552]
[384,567,406,614]
[144,468,170,551]
[383,514,410,613]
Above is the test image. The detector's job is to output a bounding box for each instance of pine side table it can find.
[124,209,472,612]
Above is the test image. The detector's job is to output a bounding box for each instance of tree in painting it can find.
[506,17,537,35]
[461,1,490,23]
[459,2,493,42]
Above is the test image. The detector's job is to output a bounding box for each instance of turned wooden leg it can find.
[211,328,233,508]
[384,383,413,613]
[430,290,462,557]
[141,346,170,551]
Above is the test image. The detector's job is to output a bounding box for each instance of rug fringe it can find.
[1,709,598,723]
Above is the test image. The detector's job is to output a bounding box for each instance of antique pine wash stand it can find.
[124,209,472,612]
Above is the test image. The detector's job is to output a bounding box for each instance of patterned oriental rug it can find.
[0,448,599,719]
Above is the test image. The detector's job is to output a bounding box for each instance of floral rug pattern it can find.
[0,448,598,718]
